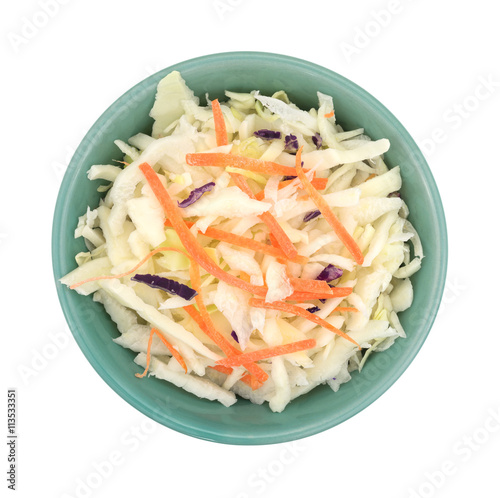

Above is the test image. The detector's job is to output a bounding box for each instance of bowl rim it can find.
[52,51,448,445]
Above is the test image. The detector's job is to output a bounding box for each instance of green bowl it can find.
[52,52,447,445]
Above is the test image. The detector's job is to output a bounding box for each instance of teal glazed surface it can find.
[52,52,447,445]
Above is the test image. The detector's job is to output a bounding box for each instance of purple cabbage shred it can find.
[316,264,343,282]
[312,133,323,149]
[177,182,215,208]
[303,210,321,222]
[254,129,282,140]
[282,175,297,181]
[284,134,299,153]
[388,191,401,198]
[131,274,197,301]
[231,331,239,343]
[307,306,321,314]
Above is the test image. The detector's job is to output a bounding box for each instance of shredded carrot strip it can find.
[365,173,377,182]
[135,328,188,377]
[334,307,358,313]
[239,271,251,283]
[287,286,353,301]
[216,339,317,368]
[187,306,235,356]
[163,219,306,264]
[294,147,364,265]
[254,177,327,201]
[249,298,360,349]
[135,329,155,378]
[247,374,264,390]
[324,111,335,118]
[259,212,298,259]
[211,364,233,375]
[186,153,313,178]
[209,366,262,390]
[151,328,188,373]
[229,171,299,260]
[139,163,268,297]
[268,232,281,249]
[69,246,188,289]
[183,305,230,346]
[187,262,268,384]
[212,99,229,146]
[289,277,332,294]
[287,291,338,301]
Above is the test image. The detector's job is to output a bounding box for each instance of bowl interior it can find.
[52,52,447,445]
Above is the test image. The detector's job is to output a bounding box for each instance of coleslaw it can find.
[61,71,423,412]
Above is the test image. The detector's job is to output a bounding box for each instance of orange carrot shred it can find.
[151,328,188,373]
[212,99,229,146]
[211,365,233,376]
[334,307,359,313]
[135,328,188,377]
[135,329,155,378]
[249,298,360,349]
[294,147,364,265]
[239,271,251,283]
[209,366,262,390]
[268,232,281,249]
[324,111,335,118]
[288,277,333,294]
[259,211,297,258]
[139,162,268,297]
[287,287,353,301]
[216,339,317,368]
[163,219,306,264]
[365,173,377,182]
[247,374,264,390]
[186,153,313,178]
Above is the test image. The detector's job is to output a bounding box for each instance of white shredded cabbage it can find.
[213,281,254,350]
[134,354,236,407]
[182,186,272,218]
[265,261,293,303]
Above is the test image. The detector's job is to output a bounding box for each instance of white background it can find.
[2,1,499,497]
